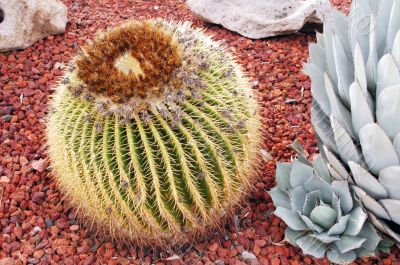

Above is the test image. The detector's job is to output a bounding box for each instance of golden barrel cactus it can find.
[46,20,261,245]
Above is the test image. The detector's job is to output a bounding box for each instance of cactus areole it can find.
[46,20,261,246]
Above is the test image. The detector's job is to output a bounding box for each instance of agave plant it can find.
[46,20,261,246]
[304,0,400,243]
[270,147,381,264]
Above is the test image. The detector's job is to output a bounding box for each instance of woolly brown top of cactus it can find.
[76,21,183,103]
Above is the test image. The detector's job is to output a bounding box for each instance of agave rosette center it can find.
[270,147,380,264]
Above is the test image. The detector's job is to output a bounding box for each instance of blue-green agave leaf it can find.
[348,0,373,59]
[327,248,357,264]
[324,73,354,138]
[380,199,400,224]
[334,235,366,253]
[323,24,338,86]
[348,161,388,199]
[354,43,368,92]
[357,221,381,252]
[304,176,334,203]
[376,84,400,140]
[359,123,400,175]
[343,207,368,236]
[289,186,307,212]
[393,31,400,65]
[310,205,338,230]
[308,43,327,72]
[331,116,363,164]
[300,214,325,234]
[366,13,378,91]
[270,187,291,209]
[322,146,350,181]
[331,181,353,215]
[376,0,394,57]
[386,0,400,50]
[276,163,292,192]
[349,81,375,136]
[311,232,340,244]
[312,104,337,154]
[328,214,350,236]
[352,185,391,220]
[332,33,353,106]
[331,192,342,221]
[290,160,313,188]
[302,190,323,216]
[274,207,307,231]
[291,140,311,165]
[312,155,331,184]
[284,227,306,247]
[394,133,400,158]
[376,54,400,97]
[296,235,327,259]
[304,64,331,116]
[379,166,400,200]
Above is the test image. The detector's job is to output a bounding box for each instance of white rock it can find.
[0,0,67,52]
[187,0,333,39]
[241,251,258,261]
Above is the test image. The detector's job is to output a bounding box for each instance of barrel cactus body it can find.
[46,20,261,245]
[305,0,400,243]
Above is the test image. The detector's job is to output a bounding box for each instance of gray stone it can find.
[241,250,257,260]
[187,0,333,39]
[0,0,67,52]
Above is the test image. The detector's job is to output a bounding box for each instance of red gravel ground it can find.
[1,0,399,264]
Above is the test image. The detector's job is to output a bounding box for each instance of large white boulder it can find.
[0,0,67,52]
[187,0,333,39]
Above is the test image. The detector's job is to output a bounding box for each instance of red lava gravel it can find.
[1,0,399,264]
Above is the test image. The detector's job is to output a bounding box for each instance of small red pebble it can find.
[217,247,230,258]
[33,249,45,259]
[235,245,244,254]
[0,258,15,265]
[32,192,46,203]
[271,257,280,265]
[253,245,261,256]
[16,79,27,88]
[7,55,16,62]
[27,133,38,141]
[254,239,267,247]
[0,176,10,183]
[383,258,392,265]
[19,156,29,166]
[70,225,80,231]
[303,257,312,264]
[208,242,219,252]
[108,257,130,265]
[14,225,23,239]
[259,257,269,265]
[22,244,35,256]
[13,191,25,203]
[32,159,47,172]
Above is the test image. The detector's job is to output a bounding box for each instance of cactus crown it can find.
[64,20,214,121]
[76,21,183,102]
[47,19,261,246]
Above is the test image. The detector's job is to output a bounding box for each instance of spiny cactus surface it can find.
[46,20,261,245]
